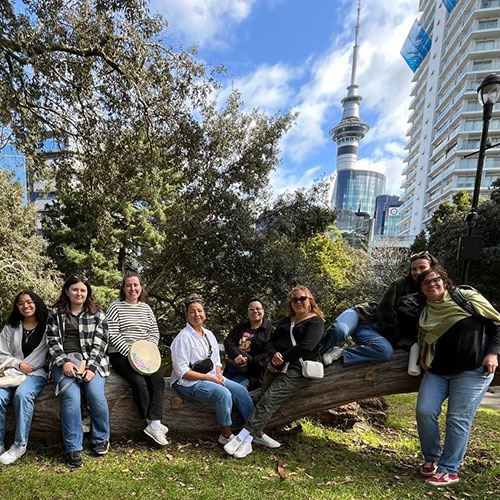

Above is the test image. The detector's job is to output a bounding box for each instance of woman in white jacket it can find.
[0,291,48,465]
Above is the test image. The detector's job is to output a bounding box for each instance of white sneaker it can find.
[223,436,244,456]
[218,433,235,445]
[160,423,169,435]
[0,443,27,465]
[144,423,168,446]
[253,433,281,448]
[323,347,344,366]
[234,440,253,459]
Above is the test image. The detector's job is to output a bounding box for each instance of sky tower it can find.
[330,0,385,217]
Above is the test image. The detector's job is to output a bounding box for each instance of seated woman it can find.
[321,251,437,366]
[171,297,271,446]
[46,275,110,468]
[224,285,325,459]
[0,291,48,465]
[107,271,168,446]
[416,266,500,486]
[223,297,273,390]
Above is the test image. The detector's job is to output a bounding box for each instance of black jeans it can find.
[109,353,165,421]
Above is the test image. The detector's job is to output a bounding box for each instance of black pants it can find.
[109,353,165,421]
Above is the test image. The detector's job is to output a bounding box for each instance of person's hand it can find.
[62,361,78,377]
[272,352,283,366]
[207,374,225,385]
[482,353,499,375]
[267,363,278,373]
[82,369,95,382]
[397,338,414,347]
[235,355,248,366]
[19,362,35,374]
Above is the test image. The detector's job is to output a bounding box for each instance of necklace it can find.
[23,326,37,343]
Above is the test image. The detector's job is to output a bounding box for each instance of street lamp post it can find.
[460,73,500,284]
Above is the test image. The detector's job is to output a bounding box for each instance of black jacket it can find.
[223,319,274,390]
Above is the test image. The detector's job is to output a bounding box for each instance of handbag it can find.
[54,352,86,396]
[289,322,324,379]
[190,334,214,374]
[0,357,27,388]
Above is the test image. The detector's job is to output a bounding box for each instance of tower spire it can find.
[350,0,361,88]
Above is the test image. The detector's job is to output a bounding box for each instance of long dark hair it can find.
[407,251,439,281]
[8,290,48,329]
[53,275,101,314]
[119,271,147,302]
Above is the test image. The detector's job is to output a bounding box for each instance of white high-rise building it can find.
[399,0,500,236]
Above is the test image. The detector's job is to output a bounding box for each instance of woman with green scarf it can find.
[416,266,500,487]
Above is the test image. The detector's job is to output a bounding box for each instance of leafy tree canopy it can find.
[0,170,60,323]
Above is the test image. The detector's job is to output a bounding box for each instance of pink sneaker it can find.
[426,472,459,486]
[419,460,438,477]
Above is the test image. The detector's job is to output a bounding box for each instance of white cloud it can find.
[218,63,300,114]
[270,164,323,195]
[151,0,256,47]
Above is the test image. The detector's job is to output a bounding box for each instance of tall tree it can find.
[0,170,60,322]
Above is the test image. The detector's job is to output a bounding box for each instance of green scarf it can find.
[419,289,500,367]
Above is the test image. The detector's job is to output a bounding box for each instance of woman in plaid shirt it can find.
[46,275,110,468]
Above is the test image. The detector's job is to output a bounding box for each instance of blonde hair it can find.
[285,285,324,319]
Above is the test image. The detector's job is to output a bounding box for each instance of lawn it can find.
[1,394,499,500]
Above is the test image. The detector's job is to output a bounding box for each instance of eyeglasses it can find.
[17,300,34,307]
[410,251,431,262]
[421,277,443,288]
[248,308,263,312]
[291,296,308,304]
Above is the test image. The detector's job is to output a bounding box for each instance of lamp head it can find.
[477,73,500,106]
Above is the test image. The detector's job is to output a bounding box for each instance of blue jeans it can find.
[320,308,393,366]
[0,375,46,446]
[416,366,493,475]
[51,366,110,453]
[228,373,250,390]
[173,378,254,427]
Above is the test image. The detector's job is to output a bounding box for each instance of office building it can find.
[400,0,500,235]
[374,194,403,235]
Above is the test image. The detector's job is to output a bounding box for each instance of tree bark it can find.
[6,351,500,440]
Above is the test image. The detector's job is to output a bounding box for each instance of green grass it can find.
[1,394,499,499]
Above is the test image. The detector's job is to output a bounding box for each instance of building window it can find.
[475,39,496,50]
[478,20,498,30]
[472,59,493,70]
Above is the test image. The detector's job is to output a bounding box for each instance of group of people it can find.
[0,254,498,489]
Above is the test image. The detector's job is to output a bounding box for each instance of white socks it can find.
[237,428,253,443]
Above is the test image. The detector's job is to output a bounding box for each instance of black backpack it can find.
[450,285,482,318]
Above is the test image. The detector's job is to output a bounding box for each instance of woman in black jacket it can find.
[224,285,325,459]
[223,297,273,390]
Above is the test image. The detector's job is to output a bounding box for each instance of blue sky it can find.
[151,0,419,198]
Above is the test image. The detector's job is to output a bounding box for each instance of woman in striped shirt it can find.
[107,271,168,446]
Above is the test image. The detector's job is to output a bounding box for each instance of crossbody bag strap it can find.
[201,332,213,358]
[289,321,304,366]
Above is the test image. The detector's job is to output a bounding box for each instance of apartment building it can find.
[400,0,500,235]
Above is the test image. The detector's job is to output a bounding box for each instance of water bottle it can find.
[408,342,421,376]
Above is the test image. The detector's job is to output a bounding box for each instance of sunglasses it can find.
[291,296,308,304]
[410,251,431,262]
[185,297,204,308]
[69,274,89,283]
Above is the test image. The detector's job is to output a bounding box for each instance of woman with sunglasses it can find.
[223,297,274,390]
[0,291,48,465]
[46,275,110,468]
[415,266,500,486]
[224,285,324,459]
[106,271,168,446]
[321,251,438,366]
[170,297,258,446]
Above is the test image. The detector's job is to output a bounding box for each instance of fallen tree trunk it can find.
[7,351,500,440]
